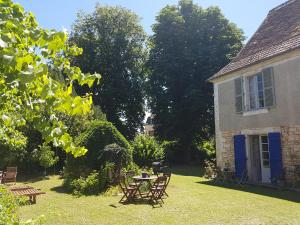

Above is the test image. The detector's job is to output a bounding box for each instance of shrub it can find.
[0,186,18,224]
[64,120,131,182]
[198,139,216,160]
[70,163,115,196]
[70,171,100,196]
[132,134,164,167]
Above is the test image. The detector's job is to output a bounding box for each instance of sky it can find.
[16,0,287,40]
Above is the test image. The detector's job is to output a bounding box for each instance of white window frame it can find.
[245,73,265,111]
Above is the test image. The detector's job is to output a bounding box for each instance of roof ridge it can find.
[269,0,297,13]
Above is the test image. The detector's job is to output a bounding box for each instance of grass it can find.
[19,166,300,225]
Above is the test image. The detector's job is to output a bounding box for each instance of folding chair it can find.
[147,176,167,205]
[160,172,171,197]
[119,175,138,203]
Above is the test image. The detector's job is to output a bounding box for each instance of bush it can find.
[64,120,131,180]
[132,134,164,167]
[69,163,115,196]
[70,171,100,196]
[198,139,216,160]
[0,186,19,224]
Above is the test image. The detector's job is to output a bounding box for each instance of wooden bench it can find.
[9,186,45,204]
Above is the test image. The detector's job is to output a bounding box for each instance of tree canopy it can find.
[147,0,244,161]
[0,0,100,157]
[70,5,148,140]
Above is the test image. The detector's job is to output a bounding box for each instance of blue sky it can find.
[16,0,286,40]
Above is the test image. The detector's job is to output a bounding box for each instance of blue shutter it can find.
[234,135,246,179]
[268,132,283,183]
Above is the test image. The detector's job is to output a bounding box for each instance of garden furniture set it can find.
[119,171,171,206]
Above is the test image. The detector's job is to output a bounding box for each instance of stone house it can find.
[208,0,300,184]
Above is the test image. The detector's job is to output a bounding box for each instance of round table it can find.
[132,175,157,181]
[132,175,157,198]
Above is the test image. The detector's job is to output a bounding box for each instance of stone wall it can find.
[217,126,300,184]
[216,131,240,171]
[281,125,300,183]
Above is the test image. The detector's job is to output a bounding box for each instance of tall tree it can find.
[70,5,147,140]
[148,0,244,161]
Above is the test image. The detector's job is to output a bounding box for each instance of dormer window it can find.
[234,67,275,113]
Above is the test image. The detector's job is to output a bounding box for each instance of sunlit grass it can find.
[19,166,300,225]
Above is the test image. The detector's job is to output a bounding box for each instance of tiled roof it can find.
[209,0,300,81]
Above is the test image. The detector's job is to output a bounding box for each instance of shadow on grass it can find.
[171,165,205,177]
[50,185,69,194]
[198,180,300,203]
[19,176,50,183]
[118,198,163,208]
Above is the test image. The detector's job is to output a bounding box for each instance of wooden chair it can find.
[3,167,17,184]
[119,175,138,203]
[160,172,171,197]
[147,176,167,205]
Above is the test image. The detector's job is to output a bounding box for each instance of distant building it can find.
[144,115,155,136]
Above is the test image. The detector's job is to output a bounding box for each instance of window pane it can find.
[265,88,274,107]
[261,136,268,143]
[263,152,269,159]
[263,160,270,167]
[259,91,265,108]
[248,76,256,110]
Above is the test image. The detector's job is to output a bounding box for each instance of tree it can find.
[70,5,147,140]
[0,0,100,157]
[147,0,244,161]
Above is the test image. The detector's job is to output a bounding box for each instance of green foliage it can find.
[69,162,115,196]
[0,0,100,157]
[63,121,131,186]
[199,139,216,160]
[147,0,244,161]
[161,140,179,163]
[132,134,164,167]
[70,4,148,140]
[70,171,100,196]
[32,143,58,172]
[0,186,18,224]
[0,186,44,225]
[99,144,131,176]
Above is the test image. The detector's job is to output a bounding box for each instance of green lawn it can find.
[19,167,300,225]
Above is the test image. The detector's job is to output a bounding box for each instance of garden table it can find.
[132,175,157,198]
[9,185,45,204]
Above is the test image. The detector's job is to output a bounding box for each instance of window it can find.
[247,73,265,110]
[234,67,275,113]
